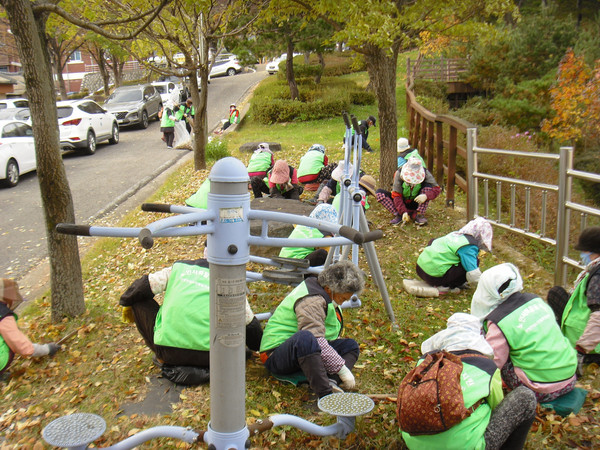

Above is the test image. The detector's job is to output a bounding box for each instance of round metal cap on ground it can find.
[317,392,374,417]
[42,413,106,448]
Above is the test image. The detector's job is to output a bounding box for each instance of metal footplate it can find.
[317,393,374,439]
[42,413,106,449]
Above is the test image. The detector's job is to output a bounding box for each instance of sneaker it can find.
[167,146,173,149]
[152,355,164,368]
[415,214,428,226]
[390,215,403,225]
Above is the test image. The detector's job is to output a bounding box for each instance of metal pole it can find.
[555,147,572,286]
[205,157,250,449]
[466,128,477,220]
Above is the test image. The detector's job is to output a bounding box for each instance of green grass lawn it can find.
[2,58,599,449]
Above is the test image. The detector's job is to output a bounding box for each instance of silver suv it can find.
[103,84,162,129]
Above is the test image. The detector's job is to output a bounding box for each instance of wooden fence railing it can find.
[407,56,468,82]
[405,63,475,207]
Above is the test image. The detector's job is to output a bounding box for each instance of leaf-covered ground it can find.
[2,63,599,448]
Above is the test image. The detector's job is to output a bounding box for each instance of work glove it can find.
[466,268,482,284]
[402,212,411,223]
[122,306,135,324]
[48,343,61,357]
[337,365,356,389]
[414,193,427,204]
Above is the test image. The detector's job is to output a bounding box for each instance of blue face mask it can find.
[581,252,592,266]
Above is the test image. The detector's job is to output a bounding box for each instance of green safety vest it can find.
[417,234,476,278]
[298,150,325,178]
[402,354,497,450]
[0,303,15,371]
[247,151,273,174]
[153,260,211,351]
[260,278,342,352]
[279,226,324,259]
[186,179,210,209]
[160,107,176,128]
[402,181,422,200]
[485,293,577,382]
[561,268,600,354]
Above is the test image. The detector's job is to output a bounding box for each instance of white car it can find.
[152,81,182,104]
[266,53,302,74]
[57,99,119,155]
[210,55,242,77]
[0,119,36,187]
[0,98,29,109]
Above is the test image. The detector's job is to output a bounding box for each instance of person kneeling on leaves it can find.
[120,258,263,385]
[399,313,536,450]
[0,279,61,380]
[260,261,364,398]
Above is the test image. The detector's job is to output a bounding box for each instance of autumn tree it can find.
[542,49,600,144]
[286,0,516,188]
[128,0,267,170]
[46,17,84,100]
[0,0,169,321]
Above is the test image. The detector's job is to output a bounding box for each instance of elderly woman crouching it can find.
[259,261,364,398]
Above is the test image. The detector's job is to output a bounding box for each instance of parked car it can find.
[0,107,31,122]
[151,81,182,104]
[57,99,119,155]
[0,98,29,109]
[0,119,36,187]
[210,55,242,78]
[103,84,162,129]
[266,53,302,75]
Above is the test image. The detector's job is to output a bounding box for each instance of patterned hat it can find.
[309,144,325,153]
[310,203,338,224]
[457,217,493,252]
[270,160,290,184]
[400,156,425,184]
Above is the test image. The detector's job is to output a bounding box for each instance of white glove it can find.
[337,365,356,389]
[402,212,411,223]
[414,193,427,204]
[466,268,482,284]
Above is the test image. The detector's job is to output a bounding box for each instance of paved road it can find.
[0,66,267,284]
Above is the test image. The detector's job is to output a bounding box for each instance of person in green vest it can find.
[547,227,600,372]
[297,144,336,187]
[347,115,376,153]
[401,312,536,450]
[246,143,274,178]
[415,217,493,293]
[119,258,263,385]
[279,203,338,267]
[178,97,195,133]
[0,279,61,380]
[471,263,578,402]
[215,103,240,134]
[250,159,301,200]
[259,261,364,398]
[186,179,210,210]
[160,100,179,149]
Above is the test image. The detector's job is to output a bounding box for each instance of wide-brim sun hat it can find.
[359,175,377,197]
[397,137,410,153]
[331,161,354,182]
[270,160,290,184]
[400,156,425,184]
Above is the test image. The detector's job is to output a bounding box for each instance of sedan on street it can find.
[103,84,162,129]
[57,99,119,155]
[0,119,36,187]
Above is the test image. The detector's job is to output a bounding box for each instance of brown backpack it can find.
[396,351,480,435]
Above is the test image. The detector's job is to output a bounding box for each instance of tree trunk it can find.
[315,52,324,84]
[285,39,299,101]
[55,58,68,100]
[2,0,85,321]
[364,46,399,190]
[192,34,209,170]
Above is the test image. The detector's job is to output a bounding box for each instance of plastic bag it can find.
[173,121,192,150]
[161,364,210,385]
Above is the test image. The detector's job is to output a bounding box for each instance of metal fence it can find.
[466,128,600,286]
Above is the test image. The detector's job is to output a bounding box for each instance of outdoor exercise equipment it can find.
[44,156,380,449]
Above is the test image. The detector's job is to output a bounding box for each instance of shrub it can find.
[349,90,376,105]
[206,138,230,162]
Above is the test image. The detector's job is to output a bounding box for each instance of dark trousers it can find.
[132,299,263,367]
[416,263,467,289]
